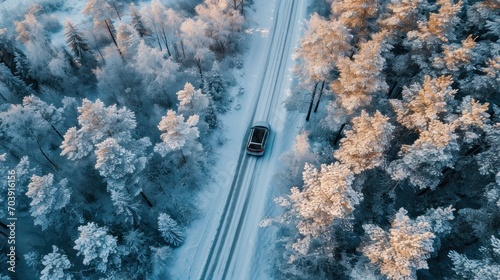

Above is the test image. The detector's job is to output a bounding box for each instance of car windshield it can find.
[251,127,266,143]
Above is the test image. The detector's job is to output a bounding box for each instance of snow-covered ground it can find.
[170,0,308,279]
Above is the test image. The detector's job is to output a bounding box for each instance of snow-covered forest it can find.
[267,0,500,279]
[1,0,500,279]
[0,0,248,278]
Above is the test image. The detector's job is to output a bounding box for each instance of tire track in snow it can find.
[198,1,299,279]
[220,1,299,279]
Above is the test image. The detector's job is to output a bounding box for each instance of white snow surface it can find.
[170,0,308,279]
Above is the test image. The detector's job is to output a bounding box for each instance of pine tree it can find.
[476,124,500,177]
[331,32,390,114]
[390,75,457,132]
[116,22,141,59]
[362,208,437,280]
[64,20,90,60]
[195,0,244,52]
[177,82,210,118]
[14,6,57,82]
[73,222,119,272]
[334,110,394,174]
[130,3,150,37]
[158,213,184,247]
[40,246,72,280]
[433,35,477,72]
[295,14,352,84]
[289,162,360,237]
[132,40,179,100]
[61,99,137,160]
[404,0,463,69]
[206,61,227,104]
[378,0,425,35]
[449,235,500,279]
[180,18,214,81]
[154,110,202,157]
[331,0,378,35]
[26,174,71,231]
[388,120,459,189]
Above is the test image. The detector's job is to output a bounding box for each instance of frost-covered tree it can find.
[331,32,390,114]
[26,174,70,231]
[180,18,214,81]
[0,96,63,170]
[61,99,150,215]
[433,35,477,73]
[206,61,227,105]
[142,0,183,57]
[404,0,463,69]
[60,99,136,160]
[64,20,90,61]
[40,246,72,280]
[449,235,500,279]
[289,162,360,237]
[15,5,57,82]
[132,40,179,100]
[458,182,500,240]
[294,14,352,119]
[361,207,454,280]
[331,0,378,35]
[378,0,425,35]
[483,56,500,88]
[130,3,150,38]
[154,110,202,157]
[158,213,184,247]
[83,0,122,57]
[390,75,456,132]
[83,0,119,21]
[195,0,244,52]
[334,111,394,174]
[116,22,141,59]
[94,137,150,192]
[177,82,210,119]
[388,120,459,189]
[295,14,352,84]
[276,132,318,189]
[476,124,500,177]
[73,222,119,273]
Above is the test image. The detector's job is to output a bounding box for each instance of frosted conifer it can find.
[40,246,72,280]
[73,222,118,272]
[158,213,184,247]
[26,174,70,231]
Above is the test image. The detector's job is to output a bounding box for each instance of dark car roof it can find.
[250,126,267,143]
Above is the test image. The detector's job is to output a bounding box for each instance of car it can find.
[246,121,271,156]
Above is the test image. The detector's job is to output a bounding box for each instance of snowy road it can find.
[171,0,307,279]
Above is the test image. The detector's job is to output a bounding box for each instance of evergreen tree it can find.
[130,3,150,38]
[73,222,119,273]
[362,208,453,280]
[177,83,210,120]
[334,110,394,174]
[158,213,184,247]
[195,0,244,52]
[154,110,202,157]
[449,235,500,279]
[180,18,214,81]
[26,174,71,231]
[64,20,90,60]
[289,162,359,237]
[331,0,378,37]
[331,32,390,114]
[40,246,72,280]
[390,75,456,132]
